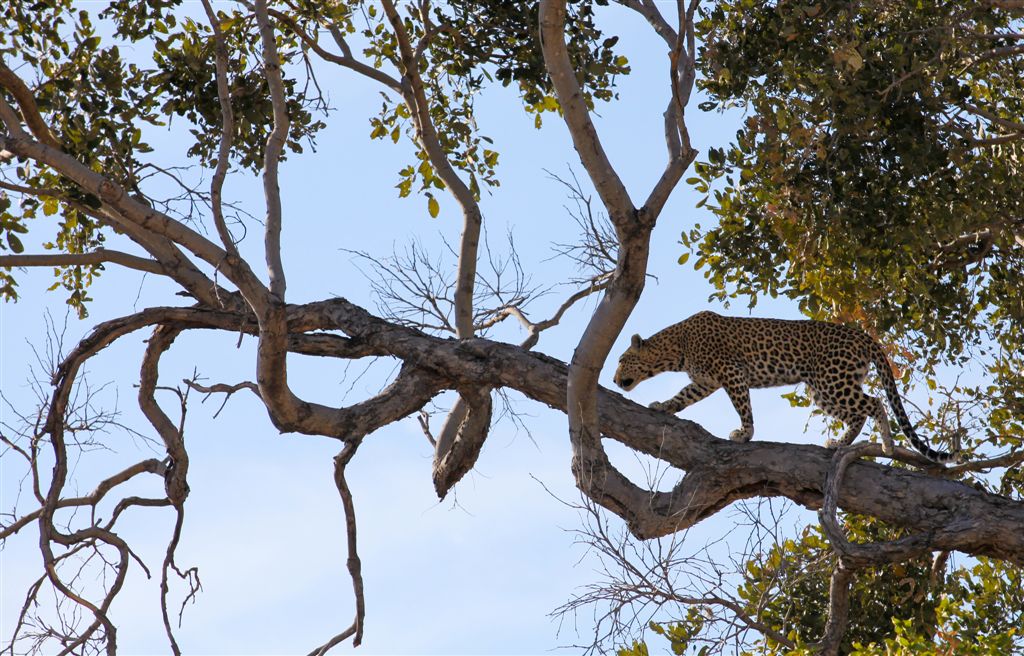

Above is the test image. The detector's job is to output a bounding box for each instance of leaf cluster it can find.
[681,0,1024,368]
[107,0,328,170]
[2,0,627,308]
[623,519,1023,655]
[361,0,628,208]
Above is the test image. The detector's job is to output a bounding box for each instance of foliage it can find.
[683,0,1024,364]
[0,0,627,309]
[632,3,1024,650]
[365,0,628,207]
[679,0,1024,497]
[624,522,1024,655]
[3,1,1022,653]
[618,610,709,656]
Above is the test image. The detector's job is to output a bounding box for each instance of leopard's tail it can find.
[873,347,958,463]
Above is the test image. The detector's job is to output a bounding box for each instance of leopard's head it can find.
[613,334,658,391]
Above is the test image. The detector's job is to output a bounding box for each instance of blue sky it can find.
[0,4,832,653]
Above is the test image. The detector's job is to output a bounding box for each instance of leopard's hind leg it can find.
[810,375,894,455]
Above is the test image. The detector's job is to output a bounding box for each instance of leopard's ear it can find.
[630,334,644,349]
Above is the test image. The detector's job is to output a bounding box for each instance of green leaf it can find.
[7,233,24,253]
[427,196,439,218]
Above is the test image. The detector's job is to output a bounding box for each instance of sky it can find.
[0,4,831,654]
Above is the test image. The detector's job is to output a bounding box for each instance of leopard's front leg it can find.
[723,384,755,442]
[649,381,718,413]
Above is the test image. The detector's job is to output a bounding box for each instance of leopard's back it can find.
[670,312,875,388]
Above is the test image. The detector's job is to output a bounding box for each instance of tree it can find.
[1,1,1022,654]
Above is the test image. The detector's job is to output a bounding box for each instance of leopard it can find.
[612,310,957,463]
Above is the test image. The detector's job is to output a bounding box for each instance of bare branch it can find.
[182,378,261,418]
[0,458,164,540]
[183,379,260,397]
[519,280,611,350]
[553,494,796,653]
[616,0,678,43]
[200,0,242,258]
[344,243,457,334]
[254,0,289,300]
[268,8,403,93]
[0,60,61,148]
[547,169,619,283]
[309,442,365,653]
[0,250,165,275]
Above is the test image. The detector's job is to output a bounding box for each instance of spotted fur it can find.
[613,311,956,462]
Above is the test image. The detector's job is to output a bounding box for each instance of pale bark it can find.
[255,0,289,301]
[4,3,1023,653]
[26,296,1024,563]
[539,0,698,536]
[0,250,164,274]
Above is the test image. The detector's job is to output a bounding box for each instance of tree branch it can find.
[0,458,164,540]
[0,250,165,275]
[254,0,289,301]
[267,8,403,94]
[380,0,482,339]
[200,0,242,258]
[960,102,1024,135]
[318,298,1024,562]
[0,130,255,308]
[309,442,365,654]
[0,60,61,148]
[539,0,636,226]
[616,0,678,43]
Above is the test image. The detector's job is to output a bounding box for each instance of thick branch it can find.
[539,0,635,226]
[53,303,439,442]
[431,387,493,498]
[540,0,662,552]
[138,325,190,506]
[818,565,854,656]
[38,297,1024,567]
[0,131,260,307]
[318,298,1024,563]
